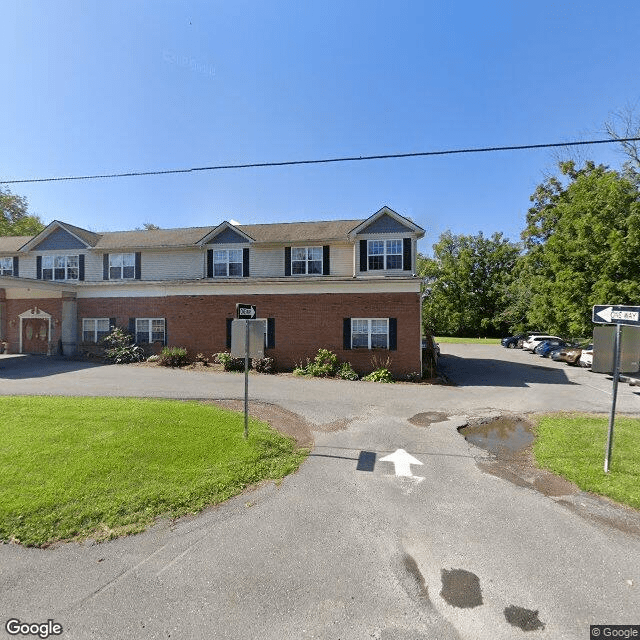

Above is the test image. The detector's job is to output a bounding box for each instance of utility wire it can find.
[2,137,640,185]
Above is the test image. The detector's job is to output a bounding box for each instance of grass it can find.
[534,413,640,510]
[0,396,308,547]
[435,336,502,344]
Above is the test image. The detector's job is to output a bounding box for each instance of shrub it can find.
[215,352,248,372]
[292,359,310,376]
[306,348,338,377]
[195,352,210,366]
[158,346,190,368]
[336,362,359,381]
[254,356,275,374]
[101,327,145,364]
[404,371,421,383]
[362,368,394,383]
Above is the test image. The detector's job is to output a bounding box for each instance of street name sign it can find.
[592,305,640,326]
[236,303,257,319]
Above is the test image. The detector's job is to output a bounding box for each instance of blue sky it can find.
[2,1,639,254]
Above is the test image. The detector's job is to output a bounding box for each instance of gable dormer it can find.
[19,221,100,252]
[349,207,425,276]
[198,222,253,278]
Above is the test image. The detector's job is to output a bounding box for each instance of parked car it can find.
[579,344,594,368]
[535,339,567,357]
[522,335,561,352]
[422,336,440,359]
[501,331,545,349]
[552,346,583,365]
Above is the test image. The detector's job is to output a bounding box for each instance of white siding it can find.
[250,247,284,278]
[84,252,104,281]
[140,249,205,280]
[330,243,354,277]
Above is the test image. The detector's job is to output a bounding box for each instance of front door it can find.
[22,318,49,354]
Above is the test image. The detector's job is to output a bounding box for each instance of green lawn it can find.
[435,336,502,344]
[0,397,308,547]
[534,414,640,510]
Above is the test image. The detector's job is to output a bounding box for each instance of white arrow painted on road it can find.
[380,449,423,477]
[596,306,613,323]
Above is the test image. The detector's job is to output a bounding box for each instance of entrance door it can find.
[22,318,49,354]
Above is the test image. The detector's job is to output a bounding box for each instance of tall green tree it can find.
[0,187,45,236]
[516,161,640,338]
[418,230,520,337]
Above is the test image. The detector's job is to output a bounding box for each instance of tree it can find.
[516,161,640,338]
[418,231,520,337]
[0,187,45,236]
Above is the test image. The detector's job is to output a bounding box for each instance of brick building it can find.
[0,206,425,377]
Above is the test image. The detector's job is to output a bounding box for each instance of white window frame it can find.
[367,239,403,271]
[109,253,136,279]
[351,318,389,349]
[0,257,13,276]
[42,254,79,281]
[213,249,243,277]
[82,318,111,343]
[135,318,165,344]
[291,246,323,275]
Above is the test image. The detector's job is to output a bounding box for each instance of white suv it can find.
[522,335,561,352]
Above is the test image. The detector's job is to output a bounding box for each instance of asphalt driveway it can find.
[0,345,639,639]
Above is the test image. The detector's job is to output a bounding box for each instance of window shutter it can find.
[135,252,142,280]
[109,317,116,331]
[103,254,109,280]
[389,318,397,351]
[284,247,291,276]
[242,248,250,277]
[343,318,351,350]
[207,249,213,278]
[226,318,233,349]
[128,318,136,338]
[359,240,367,272]
[79,255,85,281]
[163,318,168,346]
[323,245,330,275]
[36,256,42,280]
[403,238,412,271]
[266,318,275,349]
[12,256,19,277]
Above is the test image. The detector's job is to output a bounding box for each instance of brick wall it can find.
[78,292,421,377]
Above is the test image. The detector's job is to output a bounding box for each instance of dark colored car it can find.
[501,333,526,348]
[552,346,583,365]
[535,339,566,357]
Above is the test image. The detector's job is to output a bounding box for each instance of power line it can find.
[2,137,639,185]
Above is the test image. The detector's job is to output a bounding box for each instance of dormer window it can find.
[214,249,243,277]
[368,239,402,270]
[291,247,322,275]
[42,255,79,280]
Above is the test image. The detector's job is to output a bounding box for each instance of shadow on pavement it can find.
[439,354,577,387]
[0,355,107,379]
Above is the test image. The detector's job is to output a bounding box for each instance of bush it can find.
[195,352,210,366]
[306,348,338,377]
[158,347,191,368]
[215,352,248,372]
[254,356,275,374]
[362,368,394,383]
[101,328,145,364]
[336,362,359,381]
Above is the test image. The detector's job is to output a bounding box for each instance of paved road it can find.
[1,346,639,639]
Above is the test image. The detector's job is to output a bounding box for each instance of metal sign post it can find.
[604,323,621,473]
[231,305,264,440]
[592,304,640,473]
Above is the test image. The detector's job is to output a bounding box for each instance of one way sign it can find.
[592,305,640,326]
[236,303,256,319]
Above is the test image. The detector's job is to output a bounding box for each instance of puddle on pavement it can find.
[504,605,545,631]
[440,569,483,608]
[409,412,448,427]
[459,416,534,459]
